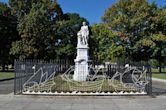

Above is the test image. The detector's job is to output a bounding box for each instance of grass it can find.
[0,72,14,79]
[152,73,166,80]
[152,69,166,73]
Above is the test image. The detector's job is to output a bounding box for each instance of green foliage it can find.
[9,0,63,20]
[9,0,88,60]
[102,0,166,63]
[0,72,14,79]
[109,45,126,58]
[91,23,115,61]
[152,73,166,79]
[0,2,18,71]
[53,13,88,59]
[150,33,166,72]
[0,2,9,15]
[10,2,52,59]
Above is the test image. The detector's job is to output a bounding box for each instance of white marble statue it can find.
[77,22,89,45]
[74,22,90,81]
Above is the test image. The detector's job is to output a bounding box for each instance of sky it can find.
[1,0,166,24]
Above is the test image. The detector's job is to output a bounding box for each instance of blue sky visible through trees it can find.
[1,0,166,24]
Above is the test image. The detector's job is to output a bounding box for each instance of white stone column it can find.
[73,46,89,81]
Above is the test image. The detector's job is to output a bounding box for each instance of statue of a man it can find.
[78,22,89,45]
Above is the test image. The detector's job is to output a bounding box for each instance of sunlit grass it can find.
[152,69,166,73]
[0,72,14,79]
[152,73,166,80]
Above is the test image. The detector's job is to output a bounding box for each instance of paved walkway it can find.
[152,78,166,83]
[152,79,166,96]
[0,94,166,110]
[0,79,166,110]
[0,80,14,94]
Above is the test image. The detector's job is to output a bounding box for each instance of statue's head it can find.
[82,22,86,26]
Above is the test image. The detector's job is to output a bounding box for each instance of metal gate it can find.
[14,60,152,95]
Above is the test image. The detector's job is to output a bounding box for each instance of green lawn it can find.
[0,72,14,79]
[152,69,166,73]
[152,73,166,80]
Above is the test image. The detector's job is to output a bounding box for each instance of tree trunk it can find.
[158,48,162,73]
[159,59,162,73]
[2,63,5,72]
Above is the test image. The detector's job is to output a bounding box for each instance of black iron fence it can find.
[14,60,152,95]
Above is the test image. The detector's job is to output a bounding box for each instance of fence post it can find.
[14,59,16,95]
[147,66,152,96]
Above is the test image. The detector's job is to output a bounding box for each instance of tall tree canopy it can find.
[91,23,115,62]
[52,13,88,59]
[0,2,18,71]
[9,0,63,20]
[102,0,166,63]
[9,0,88,60]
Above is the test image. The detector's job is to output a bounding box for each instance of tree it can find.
[9,0,63,20]
[102,0,166,65]
[151,33,166,72]
[10,2,53,59]
[102,0,156,60]
[0,2,18,71]
[150,8,166,72]
[101,0,166,72]
[91,23,115,62]
[52,13,88,59]
[10,0,62,59]
[9,0,89,60]
[132,7,166,72]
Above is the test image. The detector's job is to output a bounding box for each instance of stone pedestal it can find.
[73,44,89,81]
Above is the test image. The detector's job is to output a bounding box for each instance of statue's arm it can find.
[86,26,89,35]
